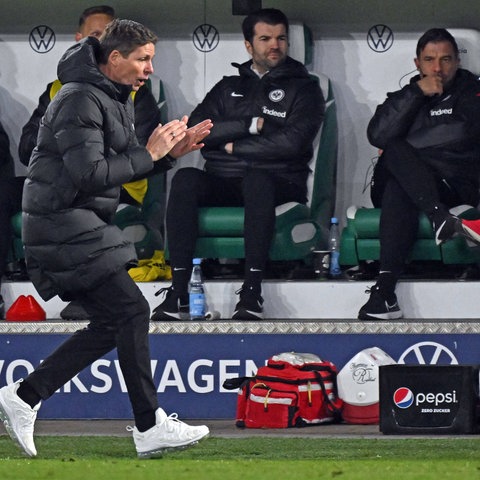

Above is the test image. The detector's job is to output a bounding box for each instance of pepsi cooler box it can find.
[380,365,480,434]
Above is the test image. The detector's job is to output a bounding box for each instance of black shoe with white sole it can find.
[232,287,264,320]
[151,287,189,321]
[358,285,403,320]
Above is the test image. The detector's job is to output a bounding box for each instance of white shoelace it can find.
[126,412,192,435]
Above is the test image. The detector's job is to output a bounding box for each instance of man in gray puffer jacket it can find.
[0,19,212,458]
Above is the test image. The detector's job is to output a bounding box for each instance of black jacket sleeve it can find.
[133,85,162,146]
[189,81,250,145]
[0,119,13,177]
[18,83,53,166]
[367,81,426,149]
[233,78,324,163]
[189,72,324,167]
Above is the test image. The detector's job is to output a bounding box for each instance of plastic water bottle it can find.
[189,258,206,320]
[328,217,342,277]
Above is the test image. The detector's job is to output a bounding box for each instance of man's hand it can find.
[417,74,443,97]
[169,116,213,159]
[224,116,264,155]
[146,119,187,161]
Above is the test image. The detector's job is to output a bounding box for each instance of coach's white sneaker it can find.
[127,408,209,458]
[0,381,40,457]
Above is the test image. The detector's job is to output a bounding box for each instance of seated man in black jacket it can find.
[358,28,480,321]
[151,8,325,321]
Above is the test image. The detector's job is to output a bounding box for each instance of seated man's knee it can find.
[172,167,203,183]
[381,138,418,167]
[242,170,274,192]
[170,167,204,194]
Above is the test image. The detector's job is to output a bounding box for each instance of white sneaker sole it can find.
[0,398,36,457]
[151,309,190,321]
[232,309,264,320]
[360,310,403,320]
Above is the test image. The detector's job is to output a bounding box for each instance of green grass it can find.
[1,436,480,479]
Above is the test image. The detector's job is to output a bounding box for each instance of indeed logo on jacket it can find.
[262,105,287,117]
[430,107,453,116]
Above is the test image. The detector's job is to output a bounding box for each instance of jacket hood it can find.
[232,56,310,80]
[57,37,132,102]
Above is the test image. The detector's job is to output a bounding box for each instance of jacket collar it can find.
[57,37,132,103]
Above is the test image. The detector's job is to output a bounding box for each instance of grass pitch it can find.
[1,436,479,479]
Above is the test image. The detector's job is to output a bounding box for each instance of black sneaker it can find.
[151,287,189,321]
[0,295,4,319]
[232,288,264,321]
[435,215,480,246]
[358,285,403,320]
[60,301,90,320]
[435,215,461,245]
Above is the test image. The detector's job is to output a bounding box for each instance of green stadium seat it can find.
[339,205,480,267]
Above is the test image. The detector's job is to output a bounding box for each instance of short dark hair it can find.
[98,19,157,64]
[78,5,115,29]
[416,28,459,58]
[241,8,289,44]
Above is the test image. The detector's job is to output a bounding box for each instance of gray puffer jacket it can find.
[22,37,165,300]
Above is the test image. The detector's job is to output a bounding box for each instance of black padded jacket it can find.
[18,70,161,167]
[189,56,325,196]
[367,68,480,196]
[22,37,171,300]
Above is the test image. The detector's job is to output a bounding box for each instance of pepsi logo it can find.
[393,387,414,409]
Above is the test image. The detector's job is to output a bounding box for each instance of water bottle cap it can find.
[193,258,202,265]
[331,217,338,224]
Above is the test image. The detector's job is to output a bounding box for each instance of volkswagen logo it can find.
[367,24,394,53]
[193,24,220,53]
[398,341,458,365]
[29,25,56,54]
